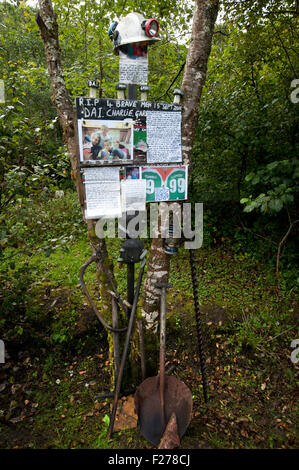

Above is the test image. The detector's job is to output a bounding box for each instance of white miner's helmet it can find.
[108,12,160,54]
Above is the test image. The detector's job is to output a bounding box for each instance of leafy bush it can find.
[241,159,299,214]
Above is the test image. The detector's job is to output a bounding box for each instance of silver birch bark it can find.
[141,0,220,334]
[36,0,114,337]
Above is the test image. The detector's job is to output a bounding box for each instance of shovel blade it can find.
[134,375,192,446]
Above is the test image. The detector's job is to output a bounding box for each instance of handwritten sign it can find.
[83,167,122,218]
[146,111,182,163]
[119,51,148,85]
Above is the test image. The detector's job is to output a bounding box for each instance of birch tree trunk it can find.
[36,0,116,364]
[181,0,219,166]
[141,0,219,342]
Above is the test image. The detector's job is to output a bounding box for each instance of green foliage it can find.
[0,185,83,255]
[190,2,298,276]
[93,414,112,449]
[240,158,299,214]
[194,14,298,201]
[0,190,87,348]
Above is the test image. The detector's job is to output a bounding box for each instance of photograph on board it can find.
[78,119,133,163]
[125,166,140,180]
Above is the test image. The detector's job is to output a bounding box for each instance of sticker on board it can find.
[141,166,188,202]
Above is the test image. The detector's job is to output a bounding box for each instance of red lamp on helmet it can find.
[142,19,159,38]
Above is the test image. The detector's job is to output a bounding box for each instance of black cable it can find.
[154,61,186,101]
[189,249,208,403]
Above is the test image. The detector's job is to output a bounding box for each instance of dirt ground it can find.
[0,299,297,450]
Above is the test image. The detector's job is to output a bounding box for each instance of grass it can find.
[0,190,298,449]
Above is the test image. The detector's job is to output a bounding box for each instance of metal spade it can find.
[134,282,193,447]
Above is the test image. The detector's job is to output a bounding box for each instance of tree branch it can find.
[181,0,220,166]
[267,15,298,78]
[276,213,299,285]
[214,30,230,37]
